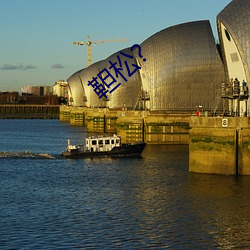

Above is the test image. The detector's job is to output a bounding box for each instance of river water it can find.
[0,119,250,249]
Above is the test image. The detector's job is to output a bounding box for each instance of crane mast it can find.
[73,35,129,66]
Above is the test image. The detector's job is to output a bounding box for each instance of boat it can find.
[61,134,146,158]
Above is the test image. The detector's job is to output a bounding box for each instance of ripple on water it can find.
[0,120,250,249]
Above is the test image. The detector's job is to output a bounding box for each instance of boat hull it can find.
[62,142,146,159]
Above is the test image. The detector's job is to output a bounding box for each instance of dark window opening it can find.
[225,29,231,42]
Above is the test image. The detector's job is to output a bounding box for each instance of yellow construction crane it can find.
[73,35,129,66]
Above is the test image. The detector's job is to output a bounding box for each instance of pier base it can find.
[60,106,190,144]
[189,117,250,175]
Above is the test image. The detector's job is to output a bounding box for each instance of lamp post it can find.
[199,105,203,116]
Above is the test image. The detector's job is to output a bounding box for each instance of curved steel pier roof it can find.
[134,20,225,111]
[217,0,250,84]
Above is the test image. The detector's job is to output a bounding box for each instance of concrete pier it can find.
[60,106,250,175]
[59,106,190,144]
[189,117,250,175]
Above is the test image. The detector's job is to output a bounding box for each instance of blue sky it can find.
[0,0,231,92]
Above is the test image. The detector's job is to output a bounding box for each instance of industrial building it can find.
[0,92,19,104]
[67,0,249,116]
[21,86,53,96]
[52,80,68,98]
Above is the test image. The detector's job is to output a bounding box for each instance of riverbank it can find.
[0,104,59,119]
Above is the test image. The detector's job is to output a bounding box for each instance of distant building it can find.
[20,85,59,105]
[52,80,68,98]
[22,95,59,105]
[21,86,53,96]
[0,92,19,104]
[43,86,53,96]
[21,86,40,96]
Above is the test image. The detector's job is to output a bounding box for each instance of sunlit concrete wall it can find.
[189,117,250,175]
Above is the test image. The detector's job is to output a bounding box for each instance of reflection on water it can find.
[186,174,250,248]
[0,120,250,249]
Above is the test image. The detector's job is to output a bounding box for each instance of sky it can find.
[0,0,232,92]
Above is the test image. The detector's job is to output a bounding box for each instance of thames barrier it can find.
[62,0,250,175]
[0,0,245,175]
[60,106,250,175]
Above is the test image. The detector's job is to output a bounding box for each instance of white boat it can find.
[62,134,146,158]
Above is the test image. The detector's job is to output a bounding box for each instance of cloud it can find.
[1,63,36,70]
[51,63,64,69]
[23,64,36,70]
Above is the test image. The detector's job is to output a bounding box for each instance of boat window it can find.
[111,139,114,144]
[105,140,110,144]
[98,140,103,145]
[116,139,120,144]
[92,140,97,145]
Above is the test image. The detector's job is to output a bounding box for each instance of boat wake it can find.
[0,151,55,159]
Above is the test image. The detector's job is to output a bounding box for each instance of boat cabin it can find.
[85,135,121,152]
